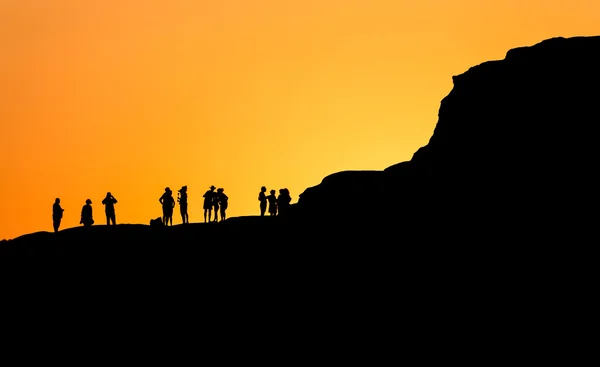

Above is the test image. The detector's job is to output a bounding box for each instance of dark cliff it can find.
[294,36,600,240]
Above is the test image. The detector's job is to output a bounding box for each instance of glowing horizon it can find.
[1,0,598,240]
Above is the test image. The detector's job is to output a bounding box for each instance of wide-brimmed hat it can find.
[210,185,216,190]
[86,199,92,204]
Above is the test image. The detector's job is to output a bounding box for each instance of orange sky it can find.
[1,0,598,240]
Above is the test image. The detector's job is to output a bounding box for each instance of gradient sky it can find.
[1,0,598,240]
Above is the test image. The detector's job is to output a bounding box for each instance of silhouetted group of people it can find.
[258,186,291,217]
[52,184,292,232]
[51,192,118,232]
[202,185,229,223]
[158,185,194,226]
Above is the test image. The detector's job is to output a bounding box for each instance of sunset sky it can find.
[1,0,598,240]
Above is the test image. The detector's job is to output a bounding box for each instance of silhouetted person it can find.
[159,187,176,226]
[203,185,216,223]
[258,186,267,216]
[267,189,277,216]
[277,188,291,216]
[52,198,64,232]
[177,185,189,224]
[217,187,228,222]
[80,199,94,227]
[102,192,118,225]
[212,190,220,222]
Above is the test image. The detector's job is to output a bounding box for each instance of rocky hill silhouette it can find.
[295,35,599,242]
[2,35,598,255]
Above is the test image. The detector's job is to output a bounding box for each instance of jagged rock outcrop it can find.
[294,36,600,238]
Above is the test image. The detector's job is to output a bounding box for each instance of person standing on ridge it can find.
[217,187,228,222]
[52,198,64,232]
[177,185,189,224]
[159,187,176,226]
[258,186,267,216]
[102,192,118,225]
[203,185,216,223]
[80,199,94,227]
[277,188,291,216]
[212,188,220,222]
[267,189,277,216]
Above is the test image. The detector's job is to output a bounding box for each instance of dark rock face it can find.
[295,36,600,239]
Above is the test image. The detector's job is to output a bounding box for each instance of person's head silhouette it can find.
[270,189,275,195]
[86,199,92,204]
[210,185,216,191]
[261,186,266,192]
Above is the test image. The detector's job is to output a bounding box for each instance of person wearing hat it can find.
[203,185,216,223]
[177,185,189,224]
[80,199,94,227]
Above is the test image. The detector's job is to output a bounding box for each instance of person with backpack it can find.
[80,199,94,227]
